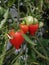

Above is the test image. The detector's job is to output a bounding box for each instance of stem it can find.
[25,43,28,65]
[0,47,15,59]
[30,62,39,65]
[33,36,48,57]
[0,35,8,65]
[11,50,23,64]
[32,47,49,61]
[3,48,15,65]
[40,0,43,11]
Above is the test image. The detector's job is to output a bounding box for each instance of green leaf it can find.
[22,34,37,46]
[0,9,9,29]
[8,0,16,7]
[0,7,6,17]
[28,44,36,62]
[3,9,9,19]
[31,0,35,2]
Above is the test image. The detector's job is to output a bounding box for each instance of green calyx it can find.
[21,21,26,25]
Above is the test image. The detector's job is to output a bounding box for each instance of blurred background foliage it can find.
[0,0,49,65]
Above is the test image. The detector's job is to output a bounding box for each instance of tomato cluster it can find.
[7,16,40,49]
[19,16,39,35]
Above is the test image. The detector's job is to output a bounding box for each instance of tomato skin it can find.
[9,29,15,37]
[29,24,39,36]
[19,24,29,34]
[9,31,24,49]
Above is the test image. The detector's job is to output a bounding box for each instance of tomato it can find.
[9,29,15,37]
[19,24,29,34]
[23,16,33,25]
[29,24,39,35]
[8,30,24,49]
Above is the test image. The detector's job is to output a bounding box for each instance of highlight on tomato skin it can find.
[8,29,15,37]
[19,24,29,34]
[29,24,39,36]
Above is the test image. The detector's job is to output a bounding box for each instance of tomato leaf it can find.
[22,34,37,46]
[0,9,9,29]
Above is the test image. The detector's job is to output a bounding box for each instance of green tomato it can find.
[23,16,33,25]
[33,18,38,24]
[39,22,44,28]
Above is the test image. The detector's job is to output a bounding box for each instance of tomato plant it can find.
[0,0,49,65]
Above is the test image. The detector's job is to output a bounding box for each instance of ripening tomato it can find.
[19,24,29,34]
[8,30,24,49]
[29,24,39,35]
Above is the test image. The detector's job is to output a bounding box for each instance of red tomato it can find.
[19,24,29,34]
[9,30,24,49]
[29,24,39,35]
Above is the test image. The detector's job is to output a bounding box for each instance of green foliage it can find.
[0,7,6,18]
[22,34,37,46]
[7,0,16,7]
